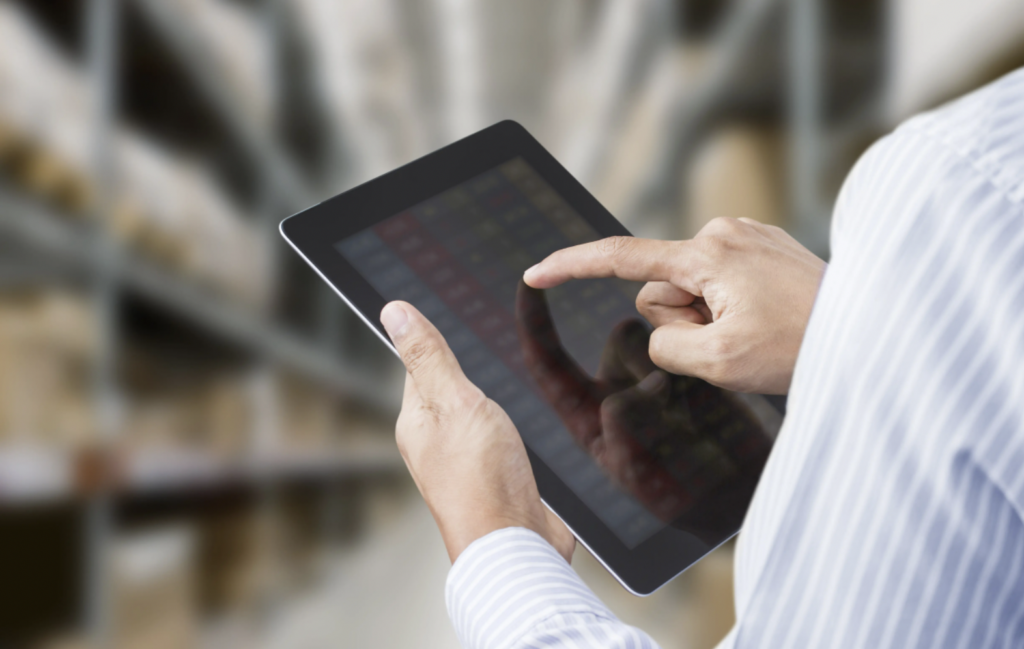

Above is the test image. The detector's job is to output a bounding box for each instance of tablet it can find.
[280,121,779,595]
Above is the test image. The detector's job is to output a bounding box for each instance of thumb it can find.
[380,301,467,401]
[648,320,728,384]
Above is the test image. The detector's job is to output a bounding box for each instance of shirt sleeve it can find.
[445,527,662,649]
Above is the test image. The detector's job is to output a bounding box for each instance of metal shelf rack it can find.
[0,187,398,414]
[0,1,401,644]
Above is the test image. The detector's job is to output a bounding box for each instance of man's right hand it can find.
[523,217,826,394]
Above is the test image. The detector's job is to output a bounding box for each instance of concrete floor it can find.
[262,494,735,649]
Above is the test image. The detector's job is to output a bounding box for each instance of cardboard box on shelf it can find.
[0,361,94,447]
[0,290,97,359]
[272,373,338,452]
[113,130,272,310]
[119,351,252,460]
[278,492,325,589]
[594,44,706,224]
[258,371,400,463]
[0,291,98,447]
[17,145,93,215]
[177,166,271,309]
[17,81,95,215]
[114,132,195,270]
[201,375,252,458]
[110,526,197,649]
[120,392,200,453]
[0,288,264,455]
[197,508,271,614]
[0,4,272,309]
[685,123,787,237]
[175,0,275,127]
[0,118,20,160]
[0,3,96,216]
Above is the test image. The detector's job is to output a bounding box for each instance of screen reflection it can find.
[516,282,773,544]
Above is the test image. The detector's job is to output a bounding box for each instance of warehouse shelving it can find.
[627,0,784,219]
[127,0,317,209]
[0,1,400,644]
[0,176,401,504]
[0,440,403,502]
[0,185,398,414]
[625,0,889,255]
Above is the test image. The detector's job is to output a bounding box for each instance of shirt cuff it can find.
[445,527,615,649]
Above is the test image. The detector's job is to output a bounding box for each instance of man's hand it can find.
[524,218,826,394]
[380,301,575,564]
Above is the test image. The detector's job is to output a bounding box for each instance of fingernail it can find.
[381,303,410,341]
[523,263,540,281]
[638,371,667,394]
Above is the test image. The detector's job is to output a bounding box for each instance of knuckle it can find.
[648,327,672,367]
[454,384,488,414]
[420,399,446,429]
[700,334,740,384]
[597,235,633,260]
[704,217,740,235]
[394,427,410,456]
[394,413,421,458]
[636,284,655,312]
[697,235,729,259]
[704,333,734,363]
[402,337,439,375]
[637,302,657,325]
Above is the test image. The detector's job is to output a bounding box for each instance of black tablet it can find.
[280,121,779,595]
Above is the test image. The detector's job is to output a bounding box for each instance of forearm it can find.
[446,527,661,649]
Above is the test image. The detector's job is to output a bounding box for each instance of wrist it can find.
[440,514,529,563]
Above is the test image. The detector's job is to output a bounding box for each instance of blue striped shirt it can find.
[445,67,1024,649]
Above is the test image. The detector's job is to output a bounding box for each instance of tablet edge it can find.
[278,217,401,361]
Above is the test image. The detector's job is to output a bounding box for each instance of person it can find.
[377,67,1024,648]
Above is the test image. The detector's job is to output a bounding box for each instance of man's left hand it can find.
[381,300,575,564]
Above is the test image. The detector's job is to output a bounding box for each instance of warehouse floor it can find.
[262,499,457,649]
[252,493,733,649]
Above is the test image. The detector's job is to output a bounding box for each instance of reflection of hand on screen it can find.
[515,282,772,536]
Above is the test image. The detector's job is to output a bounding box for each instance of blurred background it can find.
[1,0,1024,648]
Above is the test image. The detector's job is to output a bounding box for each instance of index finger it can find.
[523,236,697,291]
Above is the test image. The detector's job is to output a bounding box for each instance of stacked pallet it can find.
[110,527,198,649]
[112,131,273,309]
[176,0,275,127]
[685,123,788,236]
[0,3,93,213]
[0,290,97,449]
[0,3,272,310]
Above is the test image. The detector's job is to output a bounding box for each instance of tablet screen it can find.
[335,157,772,548]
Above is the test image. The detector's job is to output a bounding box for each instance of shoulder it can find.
[830,67,1024,254]
[900,66,1024,203]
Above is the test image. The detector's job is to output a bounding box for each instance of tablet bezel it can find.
[280,120,736,595]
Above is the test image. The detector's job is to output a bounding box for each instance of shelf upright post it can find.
[623,0,780,233]
[253,0,290,623]
[83,0,122,647]
[787,0,828,253]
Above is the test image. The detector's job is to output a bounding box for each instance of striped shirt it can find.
[445,67,1024,649]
